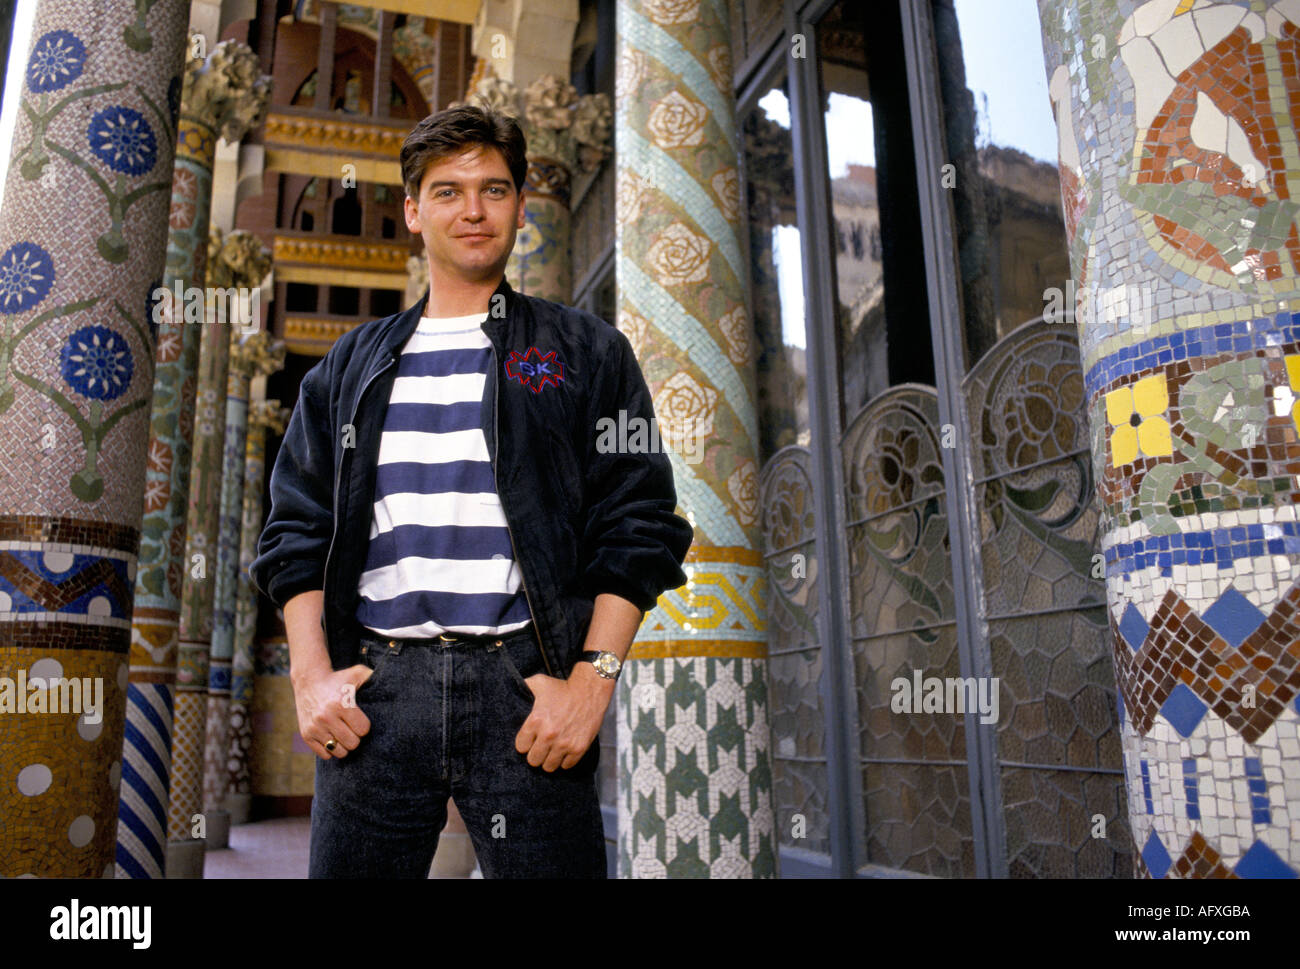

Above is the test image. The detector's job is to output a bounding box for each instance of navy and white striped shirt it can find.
[355,313,532,638]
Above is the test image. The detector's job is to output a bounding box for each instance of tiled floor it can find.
[202,817,313,879]
[201,816,480,879]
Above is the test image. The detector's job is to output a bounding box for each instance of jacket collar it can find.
[376,276,516,360]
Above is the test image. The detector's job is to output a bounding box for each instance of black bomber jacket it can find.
[248,277,694,677]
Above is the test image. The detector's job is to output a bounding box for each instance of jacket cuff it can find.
[261,561,325,611]
[584,571,672,614]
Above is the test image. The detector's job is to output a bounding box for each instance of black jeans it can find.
[308,627,606,878]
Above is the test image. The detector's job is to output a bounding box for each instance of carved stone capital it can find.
[524,75,577,131]
[208,227,272,291]
[462,75,522,120]
[572,93,612,172]
[248,399,290,438]
[231,330,286,379]
[182,40,272,143]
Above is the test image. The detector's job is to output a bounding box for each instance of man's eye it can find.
[487,187,505,196]
[435,189,454,198]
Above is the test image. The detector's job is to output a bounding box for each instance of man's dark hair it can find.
[400,104,528,200]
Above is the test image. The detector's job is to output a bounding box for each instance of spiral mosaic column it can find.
[614,0,772,877]
[116,40,269,880]
[167,229,270,871]
[202,331,283,833]
[0,0,188,878]
[1040,0,1300,877]
[225,397,288,819]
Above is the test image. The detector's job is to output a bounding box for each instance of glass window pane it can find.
[743,78,830,856]
[744,82,809,467]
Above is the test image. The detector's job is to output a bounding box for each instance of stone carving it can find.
[249,397,290,436]
[229,329,286,379]
[274,234,411,271]
[207,227,271,291]
[464,75,523,119]
[524,75,578,130]
[263,112,408,155]
[183,40,272,144]
[461,72,613,175]
[573,94,613,172]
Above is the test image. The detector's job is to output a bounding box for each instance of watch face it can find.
[595,652,620,678]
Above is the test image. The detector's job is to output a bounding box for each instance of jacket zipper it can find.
[322,352,395,650]
[492,339,555,677]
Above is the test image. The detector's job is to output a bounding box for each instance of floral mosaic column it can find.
[615,0,772,877]
[1040,0,1300,877]
[225,397,288,819]
[463,74,612,302]
[167,229,270,872]
[0,0,188,878]
[202,331,283,834]
[116,39,270,880]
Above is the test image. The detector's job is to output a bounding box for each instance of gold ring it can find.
[324,739,337,752]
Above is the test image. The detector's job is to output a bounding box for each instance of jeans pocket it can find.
[498,646,535,705]
[355,644,386,697]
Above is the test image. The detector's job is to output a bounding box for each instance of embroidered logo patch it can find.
[504,347,566,394]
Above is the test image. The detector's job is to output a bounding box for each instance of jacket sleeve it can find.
[579,327,694,613]
[248,351,337,610]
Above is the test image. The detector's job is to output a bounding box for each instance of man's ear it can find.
[516,187,527,229]
[404,193,421,234]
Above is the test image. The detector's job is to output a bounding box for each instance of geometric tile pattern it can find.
[617,655,775,877]
[1108,581,1300,743]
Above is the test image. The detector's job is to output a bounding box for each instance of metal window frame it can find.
[783,0,869,878]
[898,0,1007,878]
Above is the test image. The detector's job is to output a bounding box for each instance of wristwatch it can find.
[577,650,622,680]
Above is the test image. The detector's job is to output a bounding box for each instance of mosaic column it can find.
[0,0,188,878]
[167,228,270,874]
[1040,0,1300,877]
[202,330,283,836]
[116,39,271,880]
[225,396,288,823]
[464,74,612,302]
[614,0,772,877]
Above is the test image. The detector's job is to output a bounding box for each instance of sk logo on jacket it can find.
[504,347,566,394]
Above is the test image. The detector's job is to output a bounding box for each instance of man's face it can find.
[404,144,526,286]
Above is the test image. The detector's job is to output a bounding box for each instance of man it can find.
[249,105,693,878]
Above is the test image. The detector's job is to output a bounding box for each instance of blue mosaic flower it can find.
[26,30,86,93]
[87,106,157,176]
[60,326,134,400]
[0,242,55,314]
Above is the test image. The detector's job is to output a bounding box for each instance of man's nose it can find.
[462,192,485,220]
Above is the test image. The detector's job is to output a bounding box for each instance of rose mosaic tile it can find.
[616,0,773,877]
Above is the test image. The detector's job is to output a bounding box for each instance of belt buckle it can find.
[438,633,458,643]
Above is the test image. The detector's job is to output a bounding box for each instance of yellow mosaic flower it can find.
[1285,355,1300,431]
[1104,373,1172,467]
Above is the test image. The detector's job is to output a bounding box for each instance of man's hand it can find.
[292,664,375,761]
[515,663,614,772]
